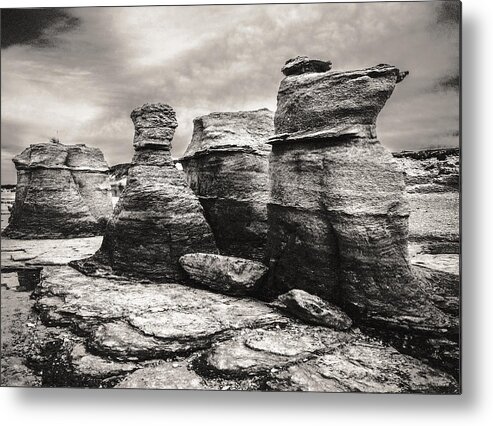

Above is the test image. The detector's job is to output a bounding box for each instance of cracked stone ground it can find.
[0,189,459,392]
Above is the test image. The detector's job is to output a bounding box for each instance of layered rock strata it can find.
[72,103,217,282]
[180,109,273,261]
[265,58,453,334]
[3,142,113,239]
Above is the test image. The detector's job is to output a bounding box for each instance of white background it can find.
[1,0,491,425]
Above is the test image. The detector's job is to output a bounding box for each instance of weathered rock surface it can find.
[1,236,102,272]
[202,324,345,376]
[268,339,457,393]
[201,323,457,393]
[31,266,457,392]
[35,266,288,361]
[69,343,138,379]
[264,59,458,373]
[72,103,218,282]
[180,109,273,261]
[273,289,352,330]
[115,362,209,390]
[3,142,113,239]
[179,253,268,296]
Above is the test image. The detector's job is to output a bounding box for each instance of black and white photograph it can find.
[1,0,462,395]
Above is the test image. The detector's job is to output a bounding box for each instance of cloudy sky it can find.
[1,1,460,183]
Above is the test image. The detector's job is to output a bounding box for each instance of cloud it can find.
[1,8,80,49]
[435,0,461,27]
[1,2,459,183]
[435,74,460,93]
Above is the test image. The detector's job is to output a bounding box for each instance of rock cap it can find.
[131,103,178,151]
[12,142,109,172]
[271,62,408,143]
[181,108,273,160]
[281,56,332,76]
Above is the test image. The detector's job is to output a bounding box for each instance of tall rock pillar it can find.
[180,109,273,261]
[73,103,218,282]
[265,57,450,329]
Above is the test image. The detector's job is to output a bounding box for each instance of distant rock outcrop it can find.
[265,60,453,335]
[72,103,217,282]
[108,163,130,197]
[393,148,459,256]
[180,109,274,261]
[3,142,113,239]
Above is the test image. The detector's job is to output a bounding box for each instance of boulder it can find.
[180,109,273,261]
[179,253,268,296]
[273,289,352,330]
[71,103,218,282]
[3,142,113,239]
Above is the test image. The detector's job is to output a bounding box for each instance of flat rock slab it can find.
[203,324,350,376]
[179,253,268,296]
[411,253,460,276]
[1,237,102,271]
[268,340,458,394]
[70,343,138,379]
[35,266,287,361]
[202,323,457,393]
[116,362,210,390]
[407,192,459,244]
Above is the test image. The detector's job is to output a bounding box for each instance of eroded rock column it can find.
[3,142,113,239]
[265,57,449,329]
[180,109,273,261]
[73,103,217,282]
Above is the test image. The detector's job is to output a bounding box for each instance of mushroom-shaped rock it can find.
[180,109,274,261]
[264,58,456,372]
[272,289,353,330]
[3,142,113,239]
[179,253,268,296]
[71,103,218,282]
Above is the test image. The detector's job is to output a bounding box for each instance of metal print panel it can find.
[0,1,461,393]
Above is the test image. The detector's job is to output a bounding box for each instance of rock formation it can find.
[28,265,457,392]
[72,103,217,282]
[180,109,273,261]
[265,57,452,332]
[3,142,113,239]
